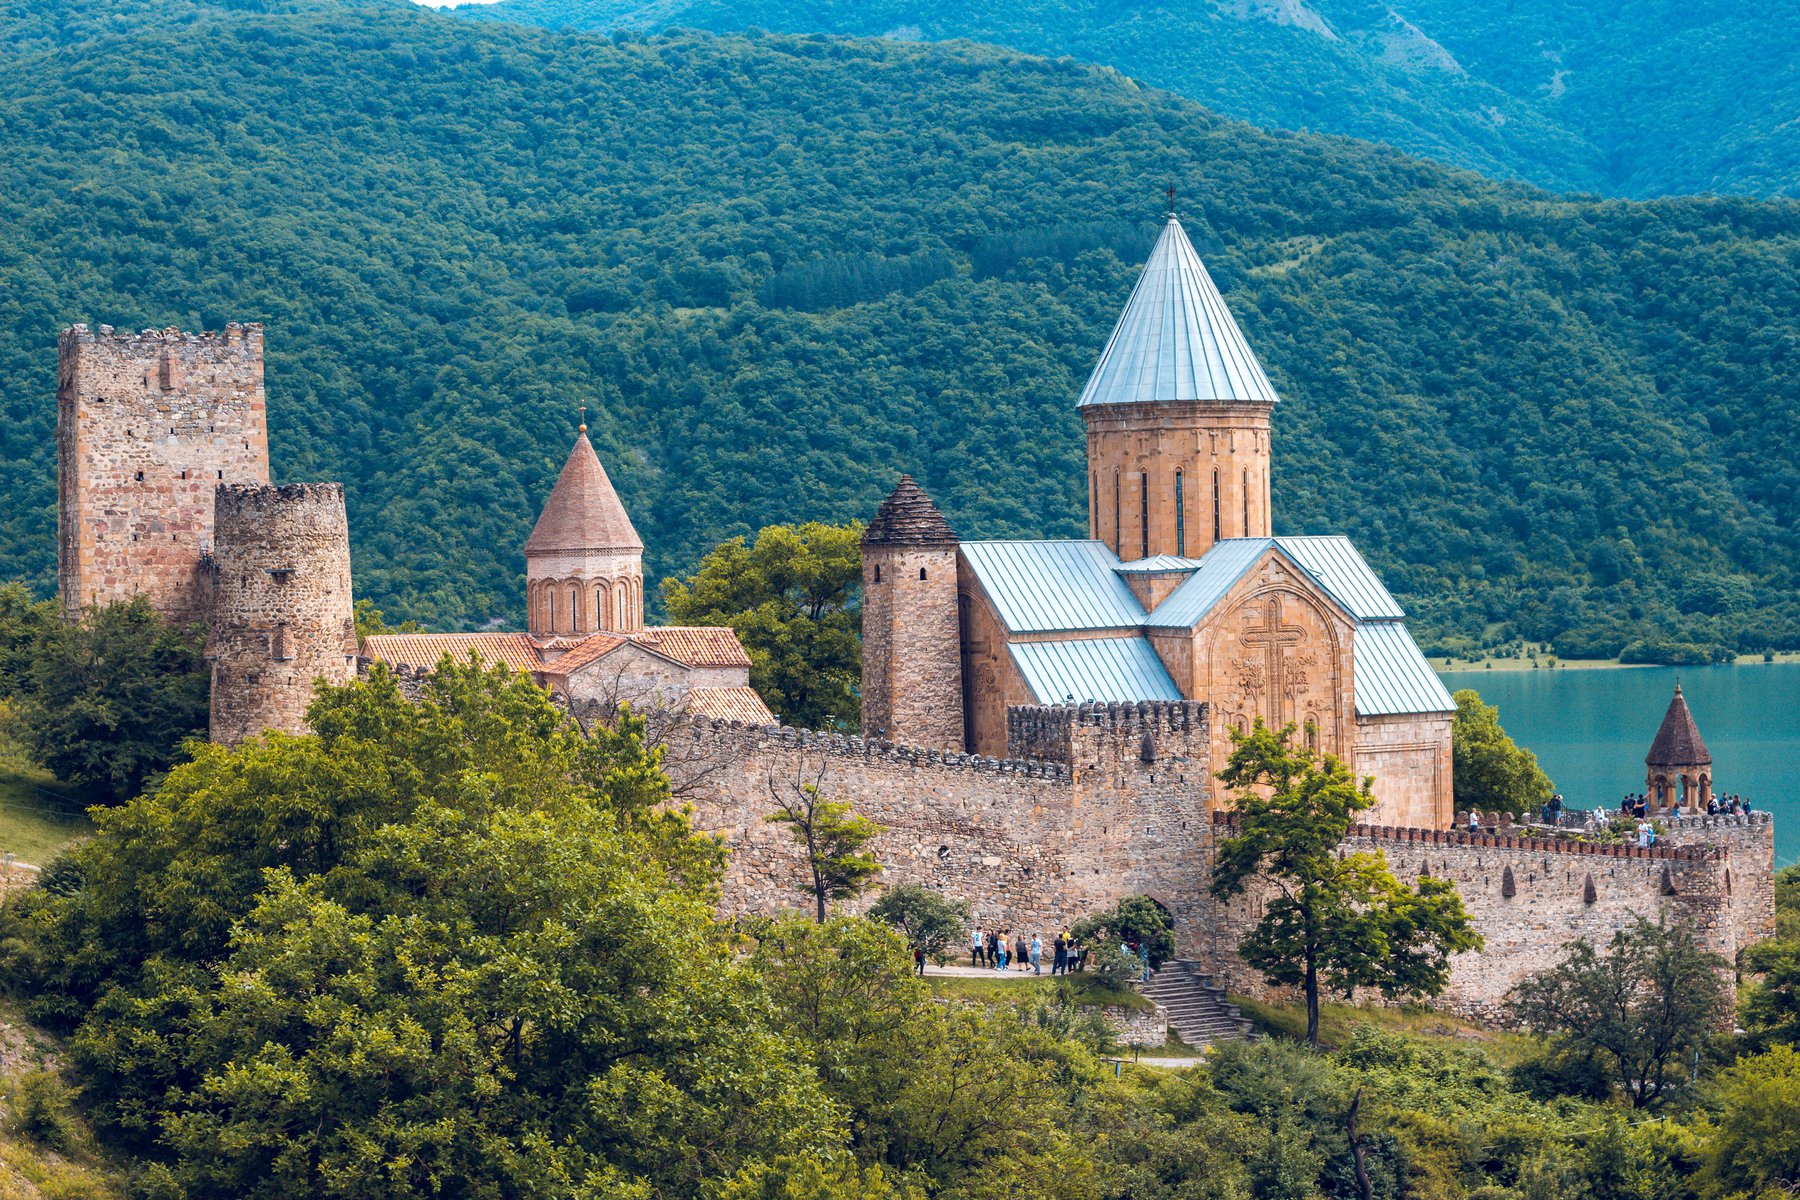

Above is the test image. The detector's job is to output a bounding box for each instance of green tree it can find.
[866,884,969,962]
[350,597,421,636]
[663,522,863,730]
[0,582,55,700]
[1698,1044,1800,1198]
[17,596,208,804]
[766,780,883,921]
[0,658,837,1194]
[1509,916,1728,1107]
[1450,689,1555,816]
[1210,720,1482,1045]
[1072,894,1175,969]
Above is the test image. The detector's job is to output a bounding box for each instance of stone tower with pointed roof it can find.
[1646,683,1713,812]
[861,476,963,749]
[525,429,645,637]
[1082,216,1276,562]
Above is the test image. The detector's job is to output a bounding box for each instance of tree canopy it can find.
[1211,720,1482,1044]
[0,0,1797,664]
[662,521,863,728]
[1449,688,1555,816]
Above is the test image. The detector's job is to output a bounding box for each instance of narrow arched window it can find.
[874,565,882,583]
[1090,470,1098,532]
[1140,473,1150,559]
[919,567,928,580]
[1212,470,1221,544]
[1175,470,1185,557]
[1113,470,1121,556]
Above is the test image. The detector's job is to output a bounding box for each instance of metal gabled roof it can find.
[960,540,1147,634]
[1077,217,1282,410]
[1146,535,1404,628]
[1274,537,1405,621]
[1353,621,1455,717]
[1144,538,1272,628]
[1115,555,1203,573]
[1008,637,1182,705]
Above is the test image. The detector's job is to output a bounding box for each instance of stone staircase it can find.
[1139,959,1254,1046]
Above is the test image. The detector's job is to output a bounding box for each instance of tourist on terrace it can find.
[914,945,926,976]
[1014,932,1029,972]
[970,926,985,968]
[1052,930,1068,975]
[1030,933,1042,975]
[994,932,1009,971]
[1467,809,1480,834]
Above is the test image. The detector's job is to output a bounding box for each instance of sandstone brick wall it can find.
[207,483,355,744]
[1206,813,1765,1024]
[861,543,963,749]
[675,701,1213,937]
[1353,712,1455,829]
[57,323,270,625]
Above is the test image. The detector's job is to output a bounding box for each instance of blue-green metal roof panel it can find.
[1008,637,1183,705]
[1116,555,1203,573]
[1144,538,1272,627]
[960,540,1147,634]
[1275,536,1405,620]
[1354,622,1455,716]
[1077,217,1282,410]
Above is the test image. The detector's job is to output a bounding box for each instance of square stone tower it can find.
[57,323,271,624]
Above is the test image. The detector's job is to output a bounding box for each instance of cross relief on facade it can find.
[1238,593,1308,726]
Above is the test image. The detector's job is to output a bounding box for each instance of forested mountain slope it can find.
[458,0,1800,200]
[0,0,1797,657]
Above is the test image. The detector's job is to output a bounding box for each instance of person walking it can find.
[970,926,984,968]
[1029,933,1042,976]
[914,945,927,976]
[1015,933,1029,972]
[987,929,1000,969]
[1052,930,1068,976]
[994,932,1008,971]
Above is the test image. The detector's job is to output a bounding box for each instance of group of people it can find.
[968,927,1087,976]
[1611,792,1754,819]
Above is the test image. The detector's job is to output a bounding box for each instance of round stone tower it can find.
[1081,216,1276,561]
[206,483,356,745]
[525,427,644,637]
[861,475,963,749]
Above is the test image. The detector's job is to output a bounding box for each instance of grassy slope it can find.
[0,740,87,868]
[0,1001,124,1199]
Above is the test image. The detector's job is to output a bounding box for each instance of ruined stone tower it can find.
[206,483,356,745]
[57,323,271,623]
[1081,217,1275,560]
[860,476,963,749]
[525,428,644,637]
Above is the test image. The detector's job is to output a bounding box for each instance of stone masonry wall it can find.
[1205,813,1765,1024]
[675,701,1213,937]
[207,483,355,744]
[861,543,963,750]
[57,324,270,624]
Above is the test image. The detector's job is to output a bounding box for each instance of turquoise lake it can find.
[1437,663,1800,866]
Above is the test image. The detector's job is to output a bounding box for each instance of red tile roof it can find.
[361,633,541,673]
[534,634,629,678]
[688,686,777,724]
[525,433,642,557]
[636,626,753,668]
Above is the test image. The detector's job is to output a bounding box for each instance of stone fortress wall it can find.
[206,483,357,745]
[675,700,1773,1022]
[56,324,271,625]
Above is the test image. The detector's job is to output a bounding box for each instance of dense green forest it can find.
[1,0,1798,658]
[458,0,1800,199]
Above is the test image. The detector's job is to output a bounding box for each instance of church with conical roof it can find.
[359,428,775,726]
[863,216,1455,828]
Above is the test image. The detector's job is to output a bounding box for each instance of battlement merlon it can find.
[61,321,263,350]
[1007,699,1209,766]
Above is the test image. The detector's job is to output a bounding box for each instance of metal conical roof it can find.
[863,475,958,546]
[525,433,643,556]
[1645,684,1712,767]
[1077,217,1281,409]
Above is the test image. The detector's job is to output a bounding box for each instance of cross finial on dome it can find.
[1165,180,1177,220]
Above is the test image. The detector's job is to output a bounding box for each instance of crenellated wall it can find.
[676,703,1772,1027]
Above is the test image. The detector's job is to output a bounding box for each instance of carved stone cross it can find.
[1240,594,1306,725]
